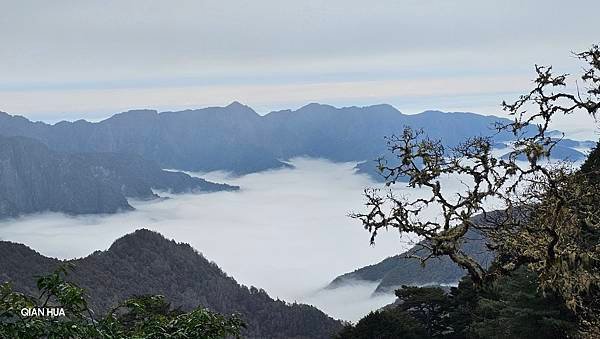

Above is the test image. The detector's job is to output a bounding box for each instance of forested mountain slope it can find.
[0,229,343,338]
[0,136,236,219]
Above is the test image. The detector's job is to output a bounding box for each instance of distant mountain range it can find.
[0,229,343,338]
[0,102,593,218]
[1,103,592,179]
[0,136,237,219]
[327,228,494,295]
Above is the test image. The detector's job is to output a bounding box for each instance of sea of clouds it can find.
[0,157,517,321]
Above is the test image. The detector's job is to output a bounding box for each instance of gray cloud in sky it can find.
[1,0,599,125]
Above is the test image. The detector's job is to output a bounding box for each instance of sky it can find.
[1,0,599,137]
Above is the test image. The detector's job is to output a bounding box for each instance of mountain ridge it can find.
[0,102,591,178]
[327,228,495,295]
[0,229,343,338]
[0,136,237,219]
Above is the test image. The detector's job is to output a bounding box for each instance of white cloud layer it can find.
[1,157,511,321]
[0,159,416,320]
[0,143,593,322]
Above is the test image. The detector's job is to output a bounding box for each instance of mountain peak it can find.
[1,231,343,337]
[296,103,401,114]
[222,101,259,117]
[226,101,247,108]
[109,229,173,251]
[119,228,163,240]
[109,109,159,121]
[298,102,336,111]
[364,103,399,111]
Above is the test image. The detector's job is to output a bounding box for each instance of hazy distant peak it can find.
[0,111,32,123]
[355,103,403,116]
[418,110,498,119]
[226,100,248,109]
[295,103,402,116]
[363,103,399,111]
[217,101,259,118]
[110,109,159,121]
[297,102,337,111]
[54,119,91,127]
[419,109,444,114]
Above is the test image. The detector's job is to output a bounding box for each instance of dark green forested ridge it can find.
[0,136,236,219]
[0,229,343,338]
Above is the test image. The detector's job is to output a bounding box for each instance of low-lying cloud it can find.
[0,157,514,321]
[303,280,397,322]
[0,158,414,320]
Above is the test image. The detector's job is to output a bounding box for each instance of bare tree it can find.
[352,45,600,331]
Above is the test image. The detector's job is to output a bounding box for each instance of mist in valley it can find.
[0,157,510,321]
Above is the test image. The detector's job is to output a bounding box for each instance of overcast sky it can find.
[1,0,599,136]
